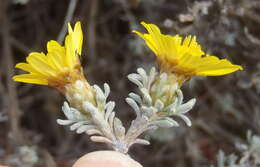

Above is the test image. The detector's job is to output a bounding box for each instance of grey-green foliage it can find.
[57,67,196,153]
[214,151,240,167]
[57,102,94,134]
[127,67,195,128]
[213,131,260,167]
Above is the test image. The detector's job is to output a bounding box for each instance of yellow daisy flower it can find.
[13,22,84,90]
[133,22,243,77]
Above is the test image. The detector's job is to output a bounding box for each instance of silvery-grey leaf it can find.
[83,102,106,128]
[83,101,99,115]
[109,112,115,131]
[70,121,86,131]
[178,114,192,126]
[149,67,157,80]
[236,143,248,151]
[165,100,178,113]
[86,129,103,135]
[62,67,197,153]
[70,108,82,119]
[145,125,158,131]
[128,73,142,81]
[90,136,112,144]
[252,135,260,144]
[137,68,147,79]
[143,115,149,121]
[147,68,157,90]
[129,92,142,104]
[247,130,253,142]
[70,108,89,121]
[137,68,148,87]
[104,83,110,98]
[154,100,164,111]
[114,117,126,139]
[94,85,106,104]
[149,68,156,80]
[150,67,156,74]
[133,139,150,145]
[76,125,96,134]
[228,154,238,166]
[164,117,179,127]
[177,98,196,114]
[126,97,140,117]
[141,106,157,117]
[176,89,184,106]
[114,117,123,128]
[57,119,75,125]
[128,74,143,87]
[152,119,175,128]
[105,101,115,121]
[62,102,87,121]
[217,150,225,167]
[140,88,152,105]
[70,107,80,113]
[62,102,74,120]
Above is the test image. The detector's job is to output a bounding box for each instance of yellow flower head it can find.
[133,22,243,77]
[13,22,84,90]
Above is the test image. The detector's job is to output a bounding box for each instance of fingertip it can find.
[72,151,142,167]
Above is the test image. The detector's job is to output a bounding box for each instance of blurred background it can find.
[0,0,260,166]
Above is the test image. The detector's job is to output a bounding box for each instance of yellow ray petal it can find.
[15,63,39,74]
[132,30,159,55]
[47,40,66,67]
[67,22,83,56]
[163,35,180,62]
[13,21,86,87]
[141,22,162,38]
[182,35,192,47]
[65,34,75,69]
[180,36,204,57]
[140,22,165,54]
[73,21,83,55]
[68,23,73,34]
[13,74,48,85]
[133,22,243,77]
[47,52,63,71]
[47,40,63,53]
[26,52,57,76]
[178,53,194,66]
[196,65,242,76]
[187,55,243,76]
